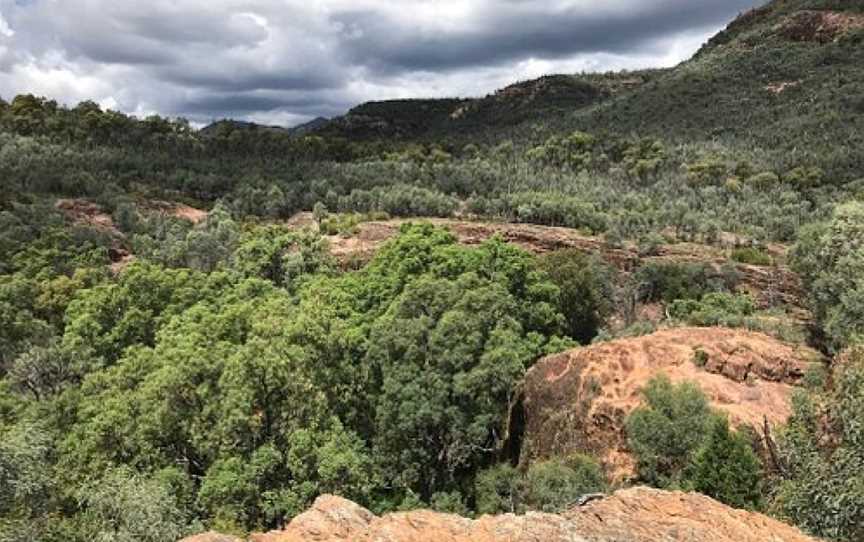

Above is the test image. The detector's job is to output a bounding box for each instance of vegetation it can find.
[1,0,863,539]
[773,347,864,541]
[625,376,762,510]
[474,455,606,515]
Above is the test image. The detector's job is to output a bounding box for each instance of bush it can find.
[689,416,762,510]
[731,247,772,266]
[474,464,523,515]
[625,376,715,487]
[668,292,756,327]
[693,348,709,367]
[626,376,764,509]
[523,456,606,513]
[636,262,735,304]
[474,456,607,515]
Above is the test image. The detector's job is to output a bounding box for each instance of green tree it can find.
[75,468,191,542]
[690,416,762,509]
[537,250,614,343]
[625,376,715,487]
[772,346,864,541]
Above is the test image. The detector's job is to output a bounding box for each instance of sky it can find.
[0,0,762,127]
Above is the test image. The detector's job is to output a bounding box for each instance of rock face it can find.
[238,488,819,542]
[518,327,822,478]
[317,217,805,310]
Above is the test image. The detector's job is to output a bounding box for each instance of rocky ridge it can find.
[183,488,820,542]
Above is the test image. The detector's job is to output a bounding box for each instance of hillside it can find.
[307,0,863,179]
[313,72,658,141]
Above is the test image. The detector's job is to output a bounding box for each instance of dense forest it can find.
[2,0,864,541]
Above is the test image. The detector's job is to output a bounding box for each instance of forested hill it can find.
[301,0,864,181]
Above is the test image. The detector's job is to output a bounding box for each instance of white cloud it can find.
[0,12,13,37]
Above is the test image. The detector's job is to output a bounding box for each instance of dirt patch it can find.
[143,200,208,224]
[520,327,823,480]
[55,199,119,234]
[779,10,864,43]
[236,488,819,542]
[765,80,801,94]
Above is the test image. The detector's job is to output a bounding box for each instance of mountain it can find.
[311,72,657,141]
[308,0,864,179]
[286,116,330,137]
[199,119,290,137]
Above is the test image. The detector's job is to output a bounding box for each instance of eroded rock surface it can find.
[519,327,823,477]
[227,488,819,542]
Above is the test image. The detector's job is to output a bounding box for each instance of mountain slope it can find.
[309,0,863,179]
[560,0,864,179]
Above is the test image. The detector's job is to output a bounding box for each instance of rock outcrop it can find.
[207,488,819,542]
[518,327,823,478]
[317,217,805,310]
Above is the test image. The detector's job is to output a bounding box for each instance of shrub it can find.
[625,376,716,487]
[626,376,765,509]
[689,416,762,510]
[474,455,606,515]
[474,464,523,515]
[668,293,756,327]
[731,247,772,266]
[636,262,734,304]
[522,456,606,513]
[693,348,709,367]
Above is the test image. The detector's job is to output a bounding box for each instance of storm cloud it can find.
[0,0,763,126]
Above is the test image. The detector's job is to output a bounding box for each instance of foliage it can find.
[626,376,716,487]
[731,247,773,266]
[636,262,738,304]
[537,250,615,343]
[668,293,757,327]
[626,376,763,509]
[689,416,763,510]
[474,455,607,515]
[0,222,568,534]
[771,346,864,541]
[791,202,864,351]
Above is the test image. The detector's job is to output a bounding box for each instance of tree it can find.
[790,202,864,351]
[7,339,95,400]
[76,468,190,542]
[772,346,864,541]
[690,416,762,509]
[183,203,239,272]
[537,250,614,343]
[625,376,715,487]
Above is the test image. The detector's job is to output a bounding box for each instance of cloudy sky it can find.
[0,0,761,127]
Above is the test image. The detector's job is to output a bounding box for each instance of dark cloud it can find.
[335,0,758,73]
[0,0,764,126]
